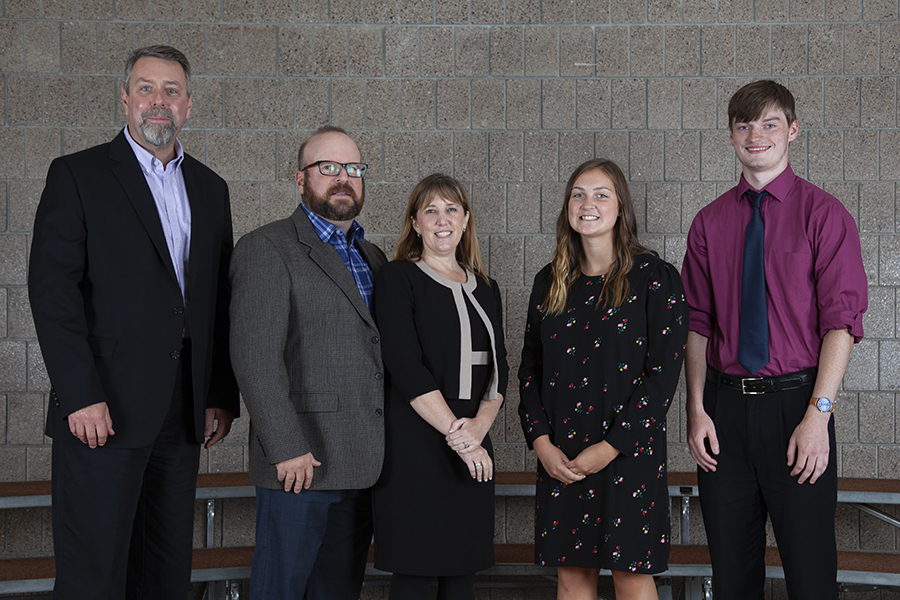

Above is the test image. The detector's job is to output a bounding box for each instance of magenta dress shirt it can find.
[682,165,867,377]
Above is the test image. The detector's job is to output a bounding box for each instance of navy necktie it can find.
[738,190,769,375]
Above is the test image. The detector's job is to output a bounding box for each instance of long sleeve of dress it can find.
[603,262,688,456]
[517,267,553,448]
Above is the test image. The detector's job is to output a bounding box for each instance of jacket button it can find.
[174,307,184,315]
[375,408,383,417]
[171,351,181,360]
[371,336,379,344]
[375,372,383,380]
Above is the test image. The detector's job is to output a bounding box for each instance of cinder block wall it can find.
[1,0,899,570]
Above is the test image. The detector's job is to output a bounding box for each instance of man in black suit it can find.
[28,45,239,600]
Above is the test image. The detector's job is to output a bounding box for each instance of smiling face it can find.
[296,131,365,228]
[412,194,470,261]
[121,57,192,161]
[567,168,620,242]
[730,105,798,182]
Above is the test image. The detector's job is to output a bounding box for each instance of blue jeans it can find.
[250,487,372,600]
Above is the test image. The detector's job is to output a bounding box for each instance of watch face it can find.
[817,397,833,412]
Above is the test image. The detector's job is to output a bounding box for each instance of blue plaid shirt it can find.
[301,203,374,312]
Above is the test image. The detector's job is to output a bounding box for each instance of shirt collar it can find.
[123,125,184,174]
[736,164,796,203]
[301,203,366,246]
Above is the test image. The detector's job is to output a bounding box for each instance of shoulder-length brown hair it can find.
[544,158,654,315]
[394,173,488,281]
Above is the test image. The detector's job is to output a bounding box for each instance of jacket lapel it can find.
[291,208,377,327]
[109,131,179,286]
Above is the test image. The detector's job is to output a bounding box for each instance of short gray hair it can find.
[123,45,192,97]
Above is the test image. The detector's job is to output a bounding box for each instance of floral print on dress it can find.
[518,255,688,572]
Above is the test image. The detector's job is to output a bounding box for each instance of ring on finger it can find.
[475,462,482,467]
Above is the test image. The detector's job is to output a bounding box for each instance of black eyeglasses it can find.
[300,161,368,178]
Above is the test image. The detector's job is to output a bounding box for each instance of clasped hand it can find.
[447,418,492,481]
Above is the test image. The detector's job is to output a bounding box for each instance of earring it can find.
[462,228,466,233]
[416,232,421,238]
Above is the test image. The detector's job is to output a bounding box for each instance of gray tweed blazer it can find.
[229,206,387,490]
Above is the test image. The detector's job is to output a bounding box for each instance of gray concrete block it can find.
[541,0,575,23]
[223,0,255,21]
[366,0,398,23]
[0,234,28,286]
[611,0,646,23]
[400,78,435,130]
[860,234,879,285]
[845,23,879,75]
[575,79,611,130]
[629,132,663,181]
[807,130,842,183]
[630,26,665,78]
[24,21,60,73]
[666,26,700,77]
[664,132,699,182]
[436,79,470,130]
[417,131,453,179]
[24,129,61,182]
[681,79,716,130]
[243,25,278,77]
[755,0,789,21]
[700,25,734,77]
[680,182,714,232]
[646,183,681,234]
[790,0,826,21]
[242,131,277,182]
[331,0,365,23]
[541,182,565,233]
[595,26,628,76]
[259,182,296,228]
[611,78,646,130]
[96,22,131,77]
[222,498,257,547]
[258,0,292,22]
[541,79,575,130]
[864,0,898,20]
[789,77,823,128]
[28,342,49,393]
[455,27,490,77]
[365,78,401,130]
[507,183,542,233]
[700,131,735,182]
[259,79,294,130]
[881,341,900,390]
[224,78,259,129]
[864,287,896,340]
[279,26,313,76]
[185,0,221,21]
[808,24,844,75]
[844,339,878,391]
[523,132,558,183]
[0,341,28,393]
[454,132,488,182]
[491,26,524,76]
[314,25,349,76]
[62,21,97,74]
[7,74,42,126]
[490,235,524,286]
[437,0,468,23]
[881,23,900,75]
[861,76,896,128]
[26,446,51,481]
[383,131,417,182]
[859,393,895,443]
[835,393,858,444]
[595,131,630,174]
[471,183,506,233]
[489,132,523,181]
[400,0,434,24]
[7,393,43,445]
[718,0,753,22]
[823,182,858,223]
[420,27,454,77]
[878,445,900,478]
[207,131,242,181]
[772,24,807,76]
[524,234,556,284]
[207,25,242,76]
[332,79,366,130]
[558,132,594,184]
[858,181,894,233]
[841,444,878,478]
[363,182,404,235]
[647,78,681,130]
[824,77,860,128]
[525,27,558,76]
[559,26,594,77]
[506,79,541,130]
[735,25,770,76]
[385,27,418,77]
[8,286,34,340]
[649,0,682,22]
[229,182,261,235]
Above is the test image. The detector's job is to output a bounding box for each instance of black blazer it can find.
[29,131,239,448]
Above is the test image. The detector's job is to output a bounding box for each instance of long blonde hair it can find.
[394,173,488,281]
[544,159,654,315]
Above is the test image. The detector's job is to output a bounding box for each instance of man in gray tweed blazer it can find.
[230,126,387,599]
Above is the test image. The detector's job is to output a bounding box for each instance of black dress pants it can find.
[697,374,838,600]
[51,352,200,600]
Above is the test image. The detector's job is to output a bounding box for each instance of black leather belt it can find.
[707,368,817,395]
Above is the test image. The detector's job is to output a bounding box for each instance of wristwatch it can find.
[810,397,834,413]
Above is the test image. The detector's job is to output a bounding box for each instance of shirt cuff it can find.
[820,310,865,343]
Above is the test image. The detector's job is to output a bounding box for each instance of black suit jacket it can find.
[29,131,239,448]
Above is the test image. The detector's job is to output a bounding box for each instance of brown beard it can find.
[303,181,365,222]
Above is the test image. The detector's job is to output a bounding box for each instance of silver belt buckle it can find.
[741,377,765,395]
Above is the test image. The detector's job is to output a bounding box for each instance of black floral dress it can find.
[518,254,687,573]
